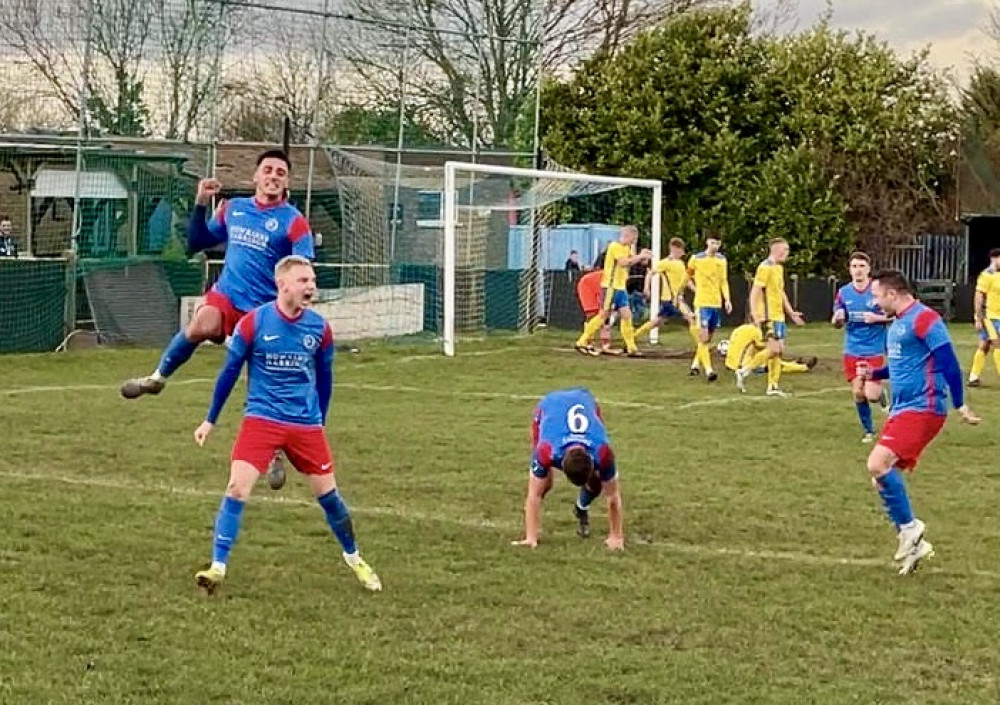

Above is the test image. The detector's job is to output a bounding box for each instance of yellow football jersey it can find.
[752,258,786,322]
[686,252,730,308]
[724,324,764,371]
[601,241,632,291]
[975,268,1000,319]
[653,258,688,302]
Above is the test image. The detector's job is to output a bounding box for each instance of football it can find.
[717,339,730,356]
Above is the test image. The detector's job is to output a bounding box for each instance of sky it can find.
[782,0,995,83]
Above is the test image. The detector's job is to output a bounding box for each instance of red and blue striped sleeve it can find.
[288,215,314,259]
[315,320,334,424]
[206,311,255,424]
[915,308,965,408]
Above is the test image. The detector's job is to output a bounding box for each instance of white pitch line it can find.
[3,469,997,580]
[677,386,843,410]
[1,377,214,396]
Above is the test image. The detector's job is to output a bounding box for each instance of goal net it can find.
[329,150,662,354]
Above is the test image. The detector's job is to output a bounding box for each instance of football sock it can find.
[696,342,713,372]
[780,360,809,373]
[766,356,781,388]
[577,314,606,347]
[876,468,914,527]
[971,349,986,379]
[620,318,638,353]
[746,349,770,371]
[855,401,874,434]
[318,489,357,555]
[156,331,199,379]
[993,349,1000,374]
[576,487,597,511]
[634,320,654,341]
[211,495,245,571]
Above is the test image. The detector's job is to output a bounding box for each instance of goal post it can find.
[442,161,663,357]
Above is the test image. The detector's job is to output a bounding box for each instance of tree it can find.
[325,104,444,147]
[338,0,712,149]
[539,3,957,275]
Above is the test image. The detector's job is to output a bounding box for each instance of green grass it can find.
[4,324,1000,704]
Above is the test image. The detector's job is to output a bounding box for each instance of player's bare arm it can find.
[513,473,550,548]
[974,290,985,330]
[782,292,805,325]
[749,284,764,324]
[603,476,625,551]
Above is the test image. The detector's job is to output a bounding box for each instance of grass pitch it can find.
[3,323,1000,704]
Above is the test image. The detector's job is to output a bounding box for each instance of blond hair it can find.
[274,255,312,279]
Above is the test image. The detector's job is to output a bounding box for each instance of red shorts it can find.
[877,411,946,471]
[232,416,334,476]
[201,288,247,340]
[843,354,885,382]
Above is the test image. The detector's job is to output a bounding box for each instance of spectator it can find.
[565,249,581,272]
[0,216,17,258]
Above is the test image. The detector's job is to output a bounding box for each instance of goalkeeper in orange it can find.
[574,226,651,357]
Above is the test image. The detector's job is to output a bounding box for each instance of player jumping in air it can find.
[635,237,696,344]
[192,255,381,594]
[574,226,651,357]
[968,248,1000,387]
[513,388,624,551]
[121,150,313,489]
[832,252,890,442]
[686,230,731,381]
[740,238,805,396]
[858,270,979,575]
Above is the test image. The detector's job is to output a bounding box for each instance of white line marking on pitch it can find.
[1,377,213,396]
[3,470,996,580]
[677,386,842,409]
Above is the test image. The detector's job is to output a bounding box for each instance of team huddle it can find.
[118,154,981,591]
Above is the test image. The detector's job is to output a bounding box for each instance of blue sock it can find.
[212,496,245,566]
[318,489,357,555]
[156,331,199,378]
[876,468,914,527]
[855,401,874,434]
[576,487,597,511]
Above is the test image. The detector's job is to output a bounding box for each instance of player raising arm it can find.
[192,255,381,594]
[121,150,314,400]
[832,252,890,442]
[513,388,624,551]
[858,270,979,576]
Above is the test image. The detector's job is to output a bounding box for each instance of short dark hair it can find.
[0,215,10,222]
[562,446,594,487]
[849,251,871,265]
[569,249,578,255]
[872,269,912,295]
[704,228,722,242]
[989,248,1000,259]
[256,149,291,171]
[669,237,685,248]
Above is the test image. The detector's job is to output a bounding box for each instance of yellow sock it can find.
[766,356,781,388]
[780,360,809,373]
[992,349,1000,374]
[971,349,987,378]
[576,315,606,347]
[635,320,654,341]
[688,326,701,346]
[620,318,638,353]
[746,349,770,371]
[697,342,713,372]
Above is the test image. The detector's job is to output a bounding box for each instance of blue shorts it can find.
[658,302,683,319]
[601,288,629,312]
[696,307,721,333]
[978,318,1000,342]
[761,321,787,341]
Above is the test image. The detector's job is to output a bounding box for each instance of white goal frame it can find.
[442,161,663,356]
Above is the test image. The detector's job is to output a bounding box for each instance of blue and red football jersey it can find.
[885,302,953,417]
[530,388,616,481]
[206,197,314,312]
[208,302,333,427]
[834,282,888,357]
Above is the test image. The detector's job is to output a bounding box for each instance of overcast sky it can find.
[781,0,995,82]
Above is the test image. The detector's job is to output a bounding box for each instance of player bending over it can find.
[635,237,696,344]
[742,238,805,396]
[574,226,651,357]
[686,230,731,381]
[832,252,890,442]
[858,270,979,575]
[722,324,815,381]
[513,388,624,551]
[192,255,381,594]
[969,248,1000,387]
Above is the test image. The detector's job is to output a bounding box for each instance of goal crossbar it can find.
[442,161,663,356]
